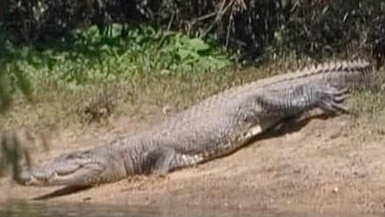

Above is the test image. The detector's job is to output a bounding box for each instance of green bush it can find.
[1,24,233,96]
[2,0,384,65]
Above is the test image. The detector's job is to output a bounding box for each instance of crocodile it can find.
[14,60,373,187]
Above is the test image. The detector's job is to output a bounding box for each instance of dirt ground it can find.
[1,112,385,216]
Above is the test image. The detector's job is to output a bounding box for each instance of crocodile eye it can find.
[64,153,78,160]
[64,150,91,160]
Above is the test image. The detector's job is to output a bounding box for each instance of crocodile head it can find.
[15,150,109,186]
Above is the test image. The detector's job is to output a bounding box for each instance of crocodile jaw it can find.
[15,152,106,187]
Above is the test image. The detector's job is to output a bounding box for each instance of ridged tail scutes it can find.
[277,59,374,90]
[321,59,374,89]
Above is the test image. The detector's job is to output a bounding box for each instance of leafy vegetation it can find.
[0,24,233,110]
[2,1,384,62]
[40,24,231,82]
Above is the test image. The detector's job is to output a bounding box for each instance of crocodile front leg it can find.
[144,146,204,176]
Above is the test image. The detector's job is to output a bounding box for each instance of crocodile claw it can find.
[316,85,351,114]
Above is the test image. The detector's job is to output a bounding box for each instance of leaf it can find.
[177,48,193,60]
[186,38,210,51]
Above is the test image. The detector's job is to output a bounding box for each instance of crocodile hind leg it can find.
[255,83,350,116]
[145,146,204,176]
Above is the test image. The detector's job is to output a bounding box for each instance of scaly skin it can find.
[15,59,373,187]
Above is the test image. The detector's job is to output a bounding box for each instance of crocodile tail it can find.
[267,59,375,91]
[320,59,374,89]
